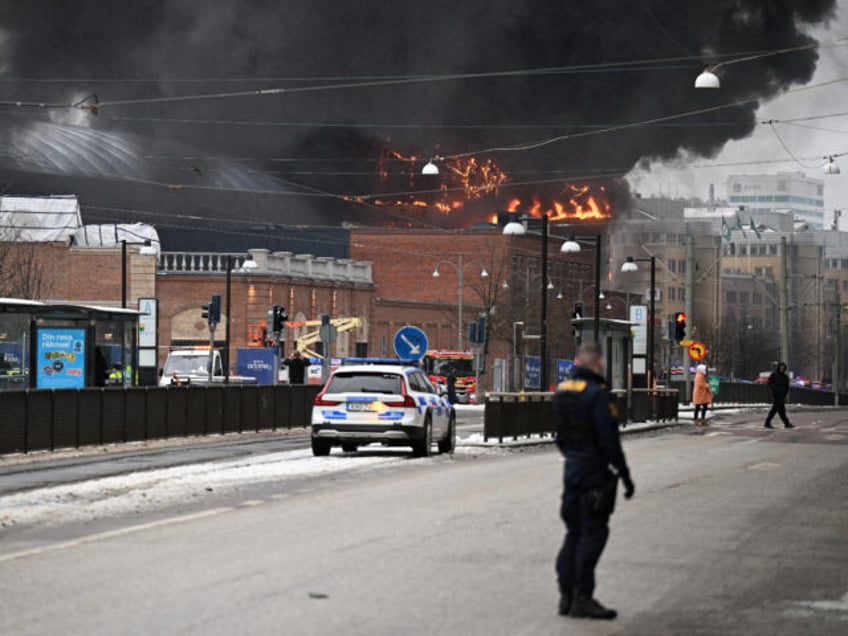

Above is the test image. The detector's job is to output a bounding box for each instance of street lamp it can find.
[621,255,657,394]
[503,214,551,391]
[694,67,721,88]
[432,255,488,350]
[121,238,157,308]
[422,159,440,175]
[824,156,841,175]
[240,255,259,271]
[559,234,603,343]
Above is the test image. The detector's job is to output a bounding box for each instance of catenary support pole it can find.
[540,214,549,392]
[684,235,695,403]
[224,255,232,385]
[780,236,790,365]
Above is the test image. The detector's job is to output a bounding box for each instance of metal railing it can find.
[484,388,679,443]
[0,384,320,455]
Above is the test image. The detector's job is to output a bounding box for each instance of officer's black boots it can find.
[558,589,572,616]
[784,422,794,429]
[764,422,775,429]
[570,595,617,620]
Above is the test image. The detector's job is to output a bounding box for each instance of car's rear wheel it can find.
[311,438,332,457]
[438,415,456,454]
[341,443,358,454]
[411,416,433,458]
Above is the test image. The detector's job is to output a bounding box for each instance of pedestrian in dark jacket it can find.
[284,351,310,385]
[446,367,458,404]
[553,342,635,621]
[765,361,793,429]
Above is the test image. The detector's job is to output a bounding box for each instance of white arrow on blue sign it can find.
[393,326,429,361]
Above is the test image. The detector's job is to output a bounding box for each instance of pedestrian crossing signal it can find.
[674,312,687,342]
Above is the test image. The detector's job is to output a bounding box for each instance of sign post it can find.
[393,326,429,362]
[688,341,707,362]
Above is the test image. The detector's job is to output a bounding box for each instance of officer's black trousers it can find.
[556,488,610,597]
[765,398,790,426]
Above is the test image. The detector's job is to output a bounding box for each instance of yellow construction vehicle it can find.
[287,317,362,359]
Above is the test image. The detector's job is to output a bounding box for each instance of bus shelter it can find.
[0,298,140,390]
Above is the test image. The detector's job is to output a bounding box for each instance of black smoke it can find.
[0,0,837,244]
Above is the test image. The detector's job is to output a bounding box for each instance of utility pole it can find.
[224,255,232,385]
[684,235,695,403]
[779,236,790,365]
[457,253,464,351]
[540,213,549,392]
[835,290,841,407]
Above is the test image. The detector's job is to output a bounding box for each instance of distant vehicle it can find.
[422,350,476,403]
[159,347,255,386]
[311,363,455,457]
[754,372,770,385]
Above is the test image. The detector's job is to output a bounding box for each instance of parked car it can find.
[311,363,455,457]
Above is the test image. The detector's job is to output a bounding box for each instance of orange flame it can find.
[368,148,612,225]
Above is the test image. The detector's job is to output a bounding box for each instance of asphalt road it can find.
[1,408,847,635]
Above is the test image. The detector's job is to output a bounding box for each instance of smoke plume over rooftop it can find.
[0,0,838,244]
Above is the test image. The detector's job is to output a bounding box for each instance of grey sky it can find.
[627,0,848,219]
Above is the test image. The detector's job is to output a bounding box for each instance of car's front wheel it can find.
[438,414,456,454]
[411,416,433,458]
[311,438,332,457]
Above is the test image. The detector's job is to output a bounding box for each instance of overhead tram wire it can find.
[2,41,846,87]
[442,76,848,160]
[1,42,842,111]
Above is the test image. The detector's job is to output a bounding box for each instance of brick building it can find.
[350,225,601,384]
[156,249,374,365]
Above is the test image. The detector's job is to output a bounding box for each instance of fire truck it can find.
[422,350,476,403]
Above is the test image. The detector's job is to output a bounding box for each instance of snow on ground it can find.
[0,443,501,530]
[0,449,402,529]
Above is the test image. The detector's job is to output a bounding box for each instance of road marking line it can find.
[793,591,848,612]
[0,507,232,564]
[240,499,263,507]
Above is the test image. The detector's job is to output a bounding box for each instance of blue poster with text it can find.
[37,328,86,389]
[524,356,541,390]
[237,347,277,385]
[557,359,575,383]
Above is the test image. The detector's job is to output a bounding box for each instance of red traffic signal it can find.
[674,312,687,342]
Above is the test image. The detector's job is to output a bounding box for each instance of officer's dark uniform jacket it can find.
[767,366,789,400]
[554,366,630,490]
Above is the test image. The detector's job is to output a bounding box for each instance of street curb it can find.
[460,420,684,448]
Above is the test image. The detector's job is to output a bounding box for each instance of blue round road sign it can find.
[393,326,429,361]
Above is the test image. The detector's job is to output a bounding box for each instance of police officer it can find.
[764,361,793,429]
[554,342,634,620]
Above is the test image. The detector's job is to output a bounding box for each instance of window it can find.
[678,260,686,274]
[668,287,676,301]
[739,292,749,304]
[668,260,676,273]
[679,288,686,302]
[327,372,402,394]
[739,245,747,256]
[726,291,737,304]
[753,293,762,306]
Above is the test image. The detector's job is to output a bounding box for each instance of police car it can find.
[311,362,455,457]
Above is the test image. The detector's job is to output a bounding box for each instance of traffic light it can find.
[272,305,288,333]
[209,294,221,325]
[201,294,221,327]
[674,312,687,342]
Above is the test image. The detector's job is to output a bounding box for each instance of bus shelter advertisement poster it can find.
[36,328,85,389]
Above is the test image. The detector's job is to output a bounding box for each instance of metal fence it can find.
[0,384,321,455]
[674,381,848,406]
[484,388,679,443]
